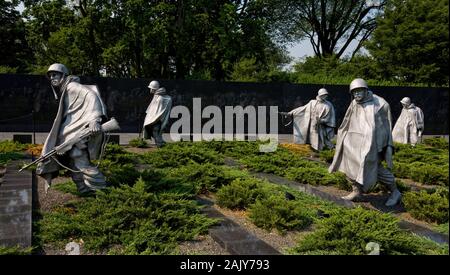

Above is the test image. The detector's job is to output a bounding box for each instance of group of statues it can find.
[33,63,423,207]
[36,63,172,195]
[282,78,424,206]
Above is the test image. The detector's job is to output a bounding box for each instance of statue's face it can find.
[401,102,410,108]
[352,88,367,103]
[318,94,328,101]
[150,88,156,94]
[49,72,63,87]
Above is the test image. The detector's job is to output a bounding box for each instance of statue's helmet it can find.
[349,78,368,92]
[47,63,69,78]
[148,80,160,90]
[318,88,328,97]
[400,97,411,105]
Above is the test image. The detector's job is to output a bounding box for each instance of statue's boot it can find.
[385,183,402,207]
[342,183,362,201]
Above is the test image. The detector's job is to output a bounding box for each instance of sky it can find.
[286,39,361,69]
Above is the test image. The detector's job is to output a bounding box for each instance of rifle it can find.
[19,117,121,172]
[278,111,292,117]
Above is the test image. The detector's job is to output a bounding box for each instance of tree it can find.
[23,0,78,74]
[266,0,386,59]
[0,0,31,72]
[366,0,449,86]
[21,0,286,80]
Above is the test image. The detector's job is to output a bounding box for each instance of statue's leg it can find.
[152,123,165,148]
[378,164,401,206]
[410,125,418,146]
[42,173,53,194]
[324,128,335,149]
[70,146,106,192]
[342,180,363,201]
[71,168,91,194]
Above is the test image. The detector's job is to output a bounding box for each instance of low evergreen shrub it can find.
[403,188,449,224]
[0,152,24,165]
[166,163,248,194]
[128,138,148,148]
[285,167,351,190]
[37,178,217,254]
[291,207,448,255]
[423,137,449,150]
[0,140,28,153]
[141,142,223,168]
[249,195,314,233]
[319,149,335,163]
[216,178,270,210]
[0,245,33,255]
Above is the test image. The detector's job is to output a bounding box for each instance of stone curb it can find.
[0,160,32,248]
[197,197,281,255]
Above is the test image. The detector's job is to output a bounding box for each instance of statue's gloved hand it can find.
[56,144,72,155]
[384,146,393,170]
[89,120,102,134]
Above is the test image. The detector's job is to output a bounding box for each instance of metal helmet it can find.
[318,88,328,97]
[400,97,411,105]
[47,63,69,78]
[148,80,160,90]
[349,78,368,92]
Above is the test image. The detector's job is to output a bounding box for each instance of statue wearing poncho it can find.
[392,97,424,146]
[288,88,336,151]
[37,64,108,194]
[328,78,401,207]
[142,81,172,147]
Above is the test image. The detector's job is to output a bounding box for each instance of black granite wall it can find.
[0,74,448,135]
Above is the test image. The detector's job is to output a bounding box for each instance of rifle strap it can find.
[51,133,110,174]
[51,156,82,173]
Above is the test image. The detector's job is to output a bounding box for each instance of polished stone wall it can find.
[0,74,448,135]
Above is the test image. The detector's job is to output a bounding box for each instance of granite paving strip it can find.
[197,197,281,255]
[0,160,32,248]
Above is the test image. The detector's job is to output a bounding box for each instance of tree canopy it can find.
[366,0,449,85]
[266,0,386,59]
[0,0,448,86]
[19,0,289,80]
